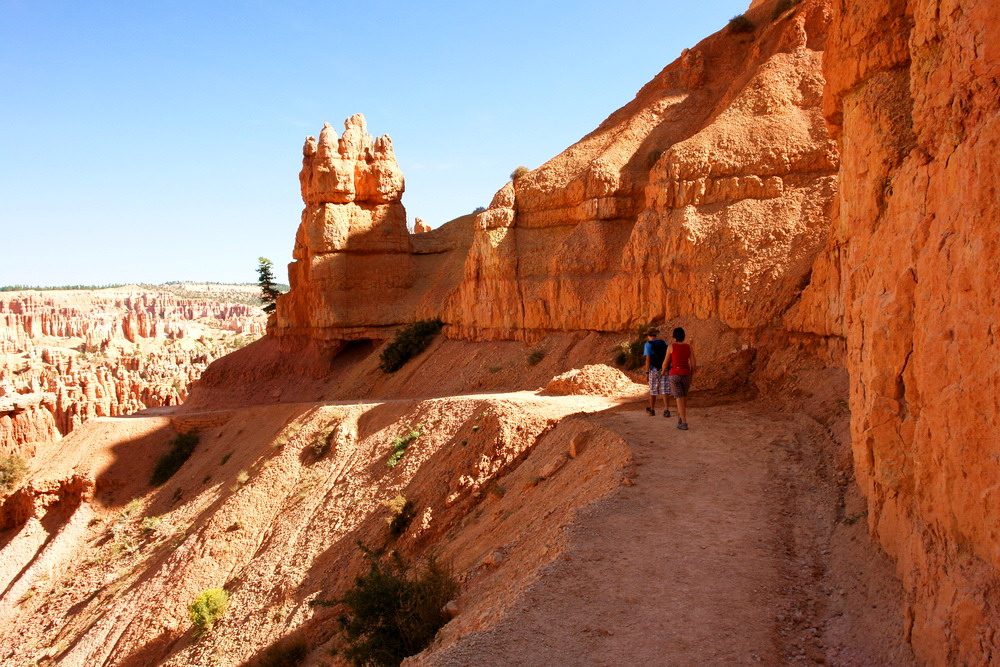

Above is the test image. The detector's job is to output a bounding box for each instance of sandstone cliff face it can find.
[0,289,266,454]
[825,1,1000,663]
[274,115,476,341]
[275,115,414,336]
[66,0,997,662]
[447,2,837,341]
[0,393,59,457]
[271,0,841,394]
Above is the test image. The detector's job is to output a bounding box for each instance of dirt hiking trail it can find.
[420,400,915,667]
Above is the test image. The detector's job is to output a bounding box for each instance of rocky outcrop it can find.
[163,0,1000,661]
[270,0,840,394]
[273,115,477,341]
[0,393,59,457]
[274,115,414,337]
[0,288,267,453]
[824,1,1000,663]
[445,0,837,347]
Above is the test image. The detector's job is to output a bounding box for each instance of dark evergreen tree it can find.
[257,257,282,313]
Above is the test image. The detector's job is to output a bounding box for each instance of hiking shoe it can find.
[646,407,655,416]
[663,410,670,418]
[677,421,689,430]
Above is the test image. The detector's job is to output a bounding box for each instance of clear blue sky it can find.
[1,0,749,286]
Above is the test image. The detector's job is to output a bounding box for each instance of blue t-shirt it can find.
[644,338,667,368]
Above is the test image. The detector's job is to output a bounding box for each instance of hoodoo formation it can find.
[0,0,996,665]
[0,288,266,456]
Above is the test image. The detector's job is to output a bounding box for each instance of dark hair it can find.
[672,327,686,342]
[645,327,659,337]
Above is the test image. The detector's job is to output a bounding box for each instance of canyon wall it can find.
[0,288,266,454]
[199,0,1000,662]
[275,114,475,342]
[825,0,1000,663]
[271,0,843,393]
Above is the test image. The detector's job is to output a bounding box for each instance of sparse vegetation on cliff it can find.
[510,165,530,180]
[728,14,755,33]
[527,348,546,365]
[387,425,423,468]
[336,551,458,666]
[0,454,28,491]
[379,320,444,373]
[614,323,660,370]
[385,495,416,537]
[150,431,200,486]
[188,588,229,634]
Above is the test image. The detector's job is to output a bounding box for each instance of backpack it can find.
[647,339,667,369]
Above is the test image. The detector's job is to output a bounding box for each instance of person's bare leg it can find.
[647,392,655,414]
[661,393,671,416]
[677,397,688,424]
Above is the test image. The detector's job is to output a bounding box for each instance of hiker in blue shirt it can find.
[642,327,671,417]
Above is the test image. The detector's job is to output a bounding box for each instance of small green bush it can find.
[527,348,545,366]
[613,322,659,370]
[510,165,530,181]
[312,426,337,458]
[728,14,755,33]
[150,431,200,486]
[0,454,28,491]
[251,637,308,667]
[379,320,444,373]
[387,426,423,468]
[385,495,416,537]
[338,553,459,667]
[189,588,229,634]
[141,516,163,534]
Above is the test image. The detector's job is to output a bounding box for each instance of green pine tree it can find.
[257,257,283,313]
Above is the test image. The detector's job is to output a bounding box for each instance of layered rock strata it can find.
[275,115,415,337]
[272,0,840,393]
[446,2,837,342]
[0,289,266,453]
[825,1,1000,663]
[222,0,1000,660]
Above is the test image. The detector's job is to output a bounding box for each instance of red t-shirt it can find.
[668,343,692,375]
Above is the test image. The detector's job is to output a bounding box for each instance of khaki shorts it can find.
[669,374,692,398]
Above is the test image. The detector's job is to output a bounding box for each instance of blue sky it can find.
[1,0,748,286]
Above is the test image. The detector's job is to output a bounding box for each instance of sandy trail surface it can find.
[2,387,912,667]
[423,400,914,667]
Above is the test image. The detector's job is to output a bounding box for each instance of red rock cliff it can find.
[825,0,1000,663]
[237,1,1000,659]
[272,0,841,391]
[0,288,266,453]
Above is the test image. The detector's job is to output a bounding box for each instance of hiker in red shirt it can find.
[662,327,695,430]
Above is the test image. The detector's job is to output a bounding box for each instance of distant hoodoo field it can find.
[0,0,997,665]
